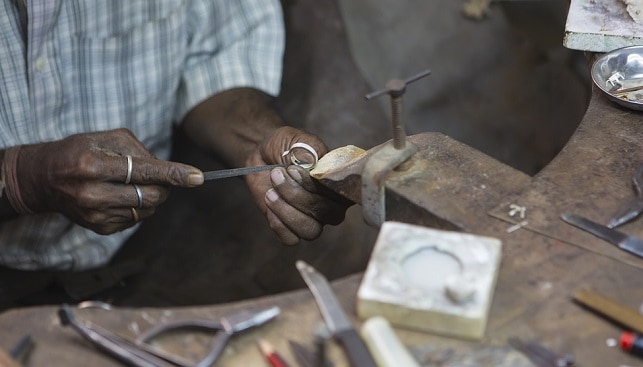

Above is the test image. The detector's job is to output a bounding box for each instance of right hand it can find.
[13,128,203,234]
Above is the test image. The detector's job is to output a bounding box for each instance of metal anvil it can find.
[311,132,531,232]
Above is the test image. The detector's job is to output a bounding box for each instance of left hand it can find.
[245,126,352,245]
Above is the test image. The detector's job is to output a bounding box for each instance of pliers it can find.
[608,164,643,229]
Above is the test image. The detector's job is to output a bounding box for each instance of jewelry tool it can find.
[202,142,318,180]
[508,337,574,367]
[607,164,643,228]
[560,213,643,258]
[296,260,377,367]
[58,304,280,367]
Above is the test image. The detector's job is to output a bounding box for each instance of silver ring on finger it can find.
[125,155,133,184]
[130,207,139,223]
[133,184,143,208]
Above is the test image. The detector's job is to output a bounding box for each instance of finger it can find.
[270,167,347,225]
[75,206,155,235]
[264,207,300,245]
[74,182,169,210]
[103,155,204,187]
[287,166,353,209]
[258,127,329,164]
[122,184,169,209]
[265,188,323,241]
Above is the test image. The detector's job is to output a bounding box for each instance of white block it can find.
[357,222,502,340]
[564,0,643,52]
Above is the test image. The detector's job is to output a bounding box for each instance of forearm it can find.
[181,88,285,168]
[0,149,22,221]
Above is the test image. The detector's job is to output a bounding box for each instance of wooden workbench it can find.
[0,85,641,366]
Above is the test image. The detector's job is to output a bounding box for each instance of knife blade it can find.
[202,164,288,181]
[560,213,643,258]
[296,260,377,367]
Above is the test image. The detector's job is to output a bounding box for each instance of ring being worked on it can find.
[281,142,319,170]
[133,184,143,208]
[125,155,133,184]
[130,207,139,223]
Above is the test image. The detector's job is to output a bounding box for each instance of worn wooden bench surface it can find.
[1,81,642,366]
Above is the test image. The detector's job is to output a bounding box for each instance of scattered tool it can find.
[607,164,643,228]
[257,339,290,367]
[288,340,317,367]
[573,289,643,334]
[58,304,280,367]
[574,289,643,360]
[202,142,318,180]
[135,306,280,367]
[359,316,420,367]
[560,213,643,258]
[59,304,173,367]
[9,335,35,365]
[296,260,377,367]
[618,332,643,358]
[508,337,575,367]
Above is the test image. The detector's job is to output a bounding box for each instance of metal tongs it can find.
[607,164,643,229]
[58,304,280,367]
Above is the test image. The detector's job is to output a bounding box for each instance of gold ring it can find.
[130,207,139,223]
[125,155,133,184]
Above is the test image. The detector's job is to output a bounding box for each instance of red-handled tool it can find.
[619,332,643,357]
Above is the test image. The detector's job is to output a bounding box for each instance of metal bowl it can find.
[591,45,643,111]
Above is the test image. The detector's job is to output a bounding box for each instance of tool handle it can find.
[335,328,378,367]
[360,317,420,367]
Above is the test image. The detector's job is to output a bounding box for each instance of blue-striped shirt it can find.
[0,0,285,270]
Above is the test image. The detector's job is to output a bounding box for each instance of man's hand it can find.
[245,126,352,245]
[15,129,203,234]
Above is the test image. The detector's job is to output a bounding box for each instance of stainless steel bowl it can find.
[591,45,643,111]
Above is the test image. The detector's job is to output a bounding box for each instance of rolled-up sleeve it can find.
[174,0,285,122]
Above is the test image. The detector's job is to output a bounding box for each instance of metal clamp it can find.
[361,69,429,226]
[362,142,417,226]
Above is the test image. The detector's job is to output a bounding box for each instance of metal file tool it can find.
[296,260,377,367]
[202,142,319,180]
[203,164,288,180]
[561,213,643,258]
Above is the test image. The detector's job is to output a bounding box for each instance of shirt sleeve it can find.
[173,0,285,123]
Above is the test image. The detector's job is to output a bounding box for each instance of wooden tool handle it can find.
[574,289,643,334]
[335,328,378,367]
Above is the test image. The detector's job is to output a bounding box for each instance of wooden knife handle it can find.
[335,328,378,367]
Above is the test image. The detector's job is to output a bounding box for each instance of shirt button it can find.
[35,57,46,72]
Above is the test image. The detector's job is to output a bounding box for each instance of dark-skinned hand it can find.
[15,128,203,234]
[245,126,353,245]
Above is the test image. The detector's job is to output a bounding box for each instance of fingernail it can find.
[188,173,204,186]
[266,188,279,202]
[287,167,303,183]
[271,169,285,185]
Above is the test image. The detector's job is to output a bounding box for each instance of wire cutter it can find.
[59,304,280,367]
[608,164,643,228]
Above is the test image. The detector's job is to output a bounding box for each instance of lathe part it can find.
[360,316,420,367]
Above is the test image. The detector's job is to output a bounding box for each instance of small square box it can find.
[357,221,502,340]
